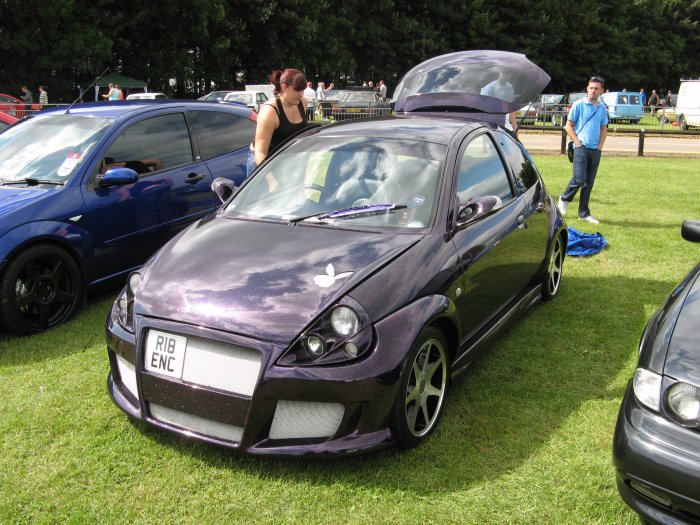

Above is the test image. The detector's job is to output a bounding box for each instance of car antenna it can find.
[64,68,110,114]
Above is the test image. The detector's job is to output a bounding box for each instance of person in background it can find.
[116,85,124,100]
[639,88,646,107]
[325,82,335,94]
[648,89,659,113]
[247,68,309,183]
[102,83,117,100]
[303,81,316,121]
[20,86,33,116]
[38,85,48,108]
[664,90,672,107]
[316,82,325,101]
[557,75,608,225]
[378,80,387,100]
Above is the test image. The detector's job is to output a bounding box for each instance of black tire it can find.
[0,244,82,334]
[542,233,565,301]
[391,326,450,449]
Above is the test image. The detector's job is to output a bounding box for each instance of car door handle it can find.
[518,215,528,228]
[185,173,205,184]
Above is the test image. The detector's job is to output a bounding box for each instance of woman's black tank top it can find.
[268,97,307,153]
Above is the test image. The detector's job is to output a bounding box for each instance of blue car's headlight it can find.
[116,271,142,332]
[278,297,374,366]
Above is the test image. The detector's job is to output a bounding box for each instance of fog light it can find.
[629,480,671,507]
[306,335,326,356]
[344,342,358,357]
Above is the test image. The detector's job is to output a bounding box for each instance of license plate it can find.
[346,108,361,113]
[145,330,187,379]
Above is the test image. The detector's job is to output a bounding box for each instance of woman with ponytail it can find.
[247,68,309,184]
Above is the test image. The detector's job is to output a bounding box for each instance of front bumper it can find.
[613,383,700,523]
[106,304,418,457]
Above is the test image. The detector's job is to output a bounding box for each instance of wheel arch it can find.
[0,223,93,286]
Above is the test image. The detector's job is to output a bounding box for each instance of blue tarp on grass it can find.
[567,227,607,257]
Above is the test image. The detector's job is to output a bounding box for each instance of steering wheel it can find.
[302,183,330,203]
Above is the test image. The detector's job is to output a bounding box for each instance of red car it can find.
[0,111,18,129]
[0,93,41,117]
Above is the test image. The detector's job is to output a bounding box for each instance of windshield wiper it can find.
[0,178,65,186]
[289,203,408,223]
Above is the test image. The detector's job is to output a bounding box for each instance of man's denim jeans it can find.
[561,146,601,218]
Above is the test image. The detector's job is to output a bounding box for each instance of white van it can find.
[675,79,700,130]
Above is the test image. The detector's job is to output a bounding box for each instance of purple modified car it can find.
[106,51,567,457]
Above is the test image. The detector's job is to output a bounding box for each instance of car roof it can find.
[309,113,487,145]
[34,100,254,120]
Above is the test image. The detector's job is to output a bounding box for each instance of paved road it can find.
[519,130,700,156]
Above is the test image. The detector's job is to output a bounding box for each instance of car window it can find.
[257,93,268,104]
[630,95,640,104]
[495,131,538,194]
[188,110,254,160]
[101,113,193,175]
[457,134,513,204]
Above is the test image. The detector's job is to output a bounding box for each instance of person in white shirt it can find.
[303,81,316,120]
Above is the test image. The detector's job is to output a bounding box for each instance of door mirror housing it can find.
[456,195,503,226]
[212,177,237,203]
[96,167,139,188]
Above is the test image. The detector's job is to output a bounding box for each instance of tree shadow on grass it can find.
[137,273,678,495]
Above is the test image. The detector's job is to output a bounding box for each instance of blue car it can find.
[0,100,256,334]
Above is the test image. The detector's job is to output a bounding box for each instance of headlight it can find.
[633,368,661,412]
[116,271,142,332]
[278,297,373,366]
[331,306,359,336]
[667,382,700,424]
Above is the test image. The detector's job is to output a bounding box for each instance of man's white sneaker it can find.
[580,215,600,225]
[557,198,568,215]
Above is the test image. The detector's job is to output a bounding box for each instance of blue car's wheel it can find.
[391,326,449,448]
[0,245,82,334]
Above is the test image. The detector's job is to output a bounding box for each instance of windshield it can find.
[0,114,113,183]
[541,94,563,104]
[342,92,376,102]
[225,93,253,105]
[227,136,445,229]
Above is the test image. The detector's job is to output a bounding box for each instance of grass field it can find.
[1,155,699,524]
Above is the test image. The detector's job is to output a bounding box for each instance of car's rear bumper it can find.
[613,383,700,523]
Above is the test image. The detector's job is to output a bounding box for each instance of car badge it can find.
[314,263,353,288]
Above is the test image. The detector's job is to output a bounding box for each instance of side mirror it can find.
[681,220,700,243]
[96,167,139,188]
[456,195,503,226]
[212,177,237,203]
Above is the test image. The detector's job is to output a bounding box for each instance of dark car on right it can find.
[613,220,700,524]
[560,92,587,125]
[320,89,391,121]
[534,94,565,124]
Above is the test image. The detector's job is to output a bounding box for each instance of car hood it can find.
[392,50,550,115]
[664,266,700,384]
[0,186,52,218]
[135,215,421,343]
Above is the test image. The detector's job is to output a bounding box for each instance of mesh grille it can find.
[145,330,262,396]
[116,354,138,401]
[149,403,243,443]
[269,400,344,439]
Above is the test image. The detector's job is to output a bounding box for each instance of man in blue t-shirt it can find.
[557,76,608,224]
